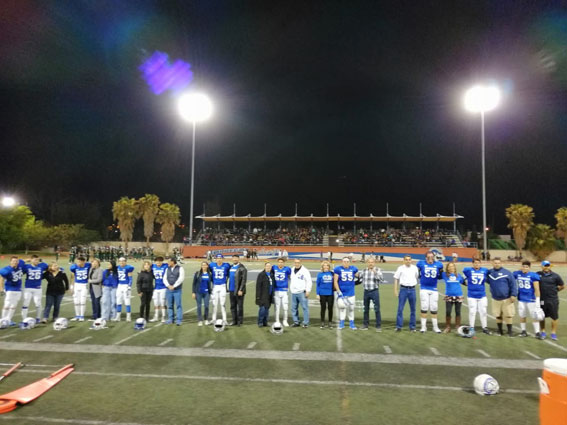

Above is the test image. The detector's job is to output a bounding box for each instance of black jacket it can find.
[232,263,248,294]
[256,271,273,308]
[136,270,154,293]
[43,270,69,296]
[192,270,213,294]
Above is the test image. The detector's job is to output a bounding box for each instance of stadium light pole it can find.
[178,93,213,245]
[464,85,501,258]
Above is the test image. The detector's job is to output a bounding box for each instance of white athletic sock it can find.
[420,318,427,329]
[533,321,540,333]
[432,318,439,329]
[520,322,526,331]
[21,307,28,320]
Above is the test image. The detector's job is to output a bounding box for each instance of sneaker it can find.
[410,329,417,333]
[482,328,492,335]
[395,328,401,333]
[507,331,514,338]
[302,324,309,328]
[205,320,211,326]
[320,322,325,329]
[519,330,528,338]
[433,327,442,334]
[551,333,558,341]
[165,320,173,325]
[292,323,301,328]
[160,318,166,323]
[176,321,182,326]
[70,317,79,322]
[283,320,289,327]
[338,320,345,330]
[540,331,547,339]
[149,318,158,323]
[198,321,203,327]
[420,327,426,334]
[328,324,334,329]
[41,319,47,324]
[536,332,543,340]
[376,328,382,333]
[497,330,504,337]
[360,326,369,331]
[349,321,357,330]
[229,322,237,326]
[78,317,85,322]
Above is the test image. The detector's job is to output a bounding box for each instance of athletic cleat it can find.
[149,318,158,323]
[70,317,79,322]
[338,320,345,330]
[536,332,543,340]
[420,327,426,334]
[283,320,289,327]
[519,330,528,337]
[540,331,547,339]
[551,333,558,341]
[349,321,357,330]
[205,320,211,326]
[433,327,442,334]
[482,328,492,335]
[78,317,85,322]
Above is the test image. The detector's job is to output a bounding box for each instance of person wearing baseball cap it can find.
[537,260,565,340]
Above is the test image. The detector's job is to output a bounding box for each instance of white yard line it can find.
[0,333,16,339]
[292,342,300,351]
[1,341,545,370]
[74,336,93,344]
[158,338,173,347]
[32,335,54,343]
[429,347,440,356]
[113,326,158,345]
[336,326,343,352]
[203,340,215,348]
[476,349,491,358]
[383,345,392,354]
[247,342,257,349]
[524,351,541,360]
[0,416,156,425]
[9,369,540,395]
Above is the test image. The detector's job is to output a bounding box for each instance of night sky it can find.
[1,1,567,233]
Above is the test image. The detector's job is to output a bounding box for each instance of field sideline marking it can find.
[429,347,440,356]
[74,336,93,344]
[0,341,544,370]
[158,338,173,346]
[203,340,215,348]
[10,369,540,395]
[476,349,491,358]
[32,335,54,343]
[247,341,257,349]
[0,333,16,339]
[383,345,392,354]
[524,351,541,360]
[292,342,300,351]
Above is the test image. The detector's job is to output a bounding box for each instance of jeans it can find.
[229,291,245,324]
[43,294,64,320]
[396,287,416,330]
[101,286,117,321]
[363,288,381,328]
[166,288,183,323]
[291,292,309,325]
[258,305,270,326]
[89,284,101,319]
[195,292,210,321]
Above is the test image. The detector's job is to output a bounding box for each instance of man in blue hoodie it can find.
[488,257,517,337]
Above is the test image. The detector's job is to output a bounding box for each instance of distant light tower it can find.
[1,196,16,208]
[178,93,213,245]
[464,84,501,257]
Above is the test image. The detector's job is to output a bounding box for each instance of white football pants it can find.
[22,287,42,319]
[73,284,88,318]
[419,289,438,313]
[116,285,131,313]
[274,291,289,322]
[2,291,22,321]
[211,285,227,322]
[468,297,488,328]
[338,295,356,321]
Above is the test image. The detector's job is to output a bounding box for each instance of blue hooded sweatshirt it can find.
[487,267,517,300]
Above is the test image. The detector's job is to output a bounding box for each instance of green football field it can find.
[1,256,566,425]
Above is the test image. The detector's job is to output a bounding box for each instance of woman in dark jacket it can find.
[42,262,69,322]
[137,261,154,321]
[192,261,212,326]
[256,262,274,327]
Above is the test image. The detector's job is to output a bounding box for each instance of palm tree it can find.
[137,194,160,247]
[505,204,534,257]
[156,203,181,255]
[112,197,138,251]
[527,224,556,261]
[555,207,567,261]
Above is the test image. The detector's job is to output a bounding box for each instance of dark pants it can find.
[446,301,462,317]
[140,291,153,320]
[44,294,64,320]
[89,285,101,319]
[363,288,381,328]
[258,305,270,326]
[319,295,334,322]
[229,291,245,325]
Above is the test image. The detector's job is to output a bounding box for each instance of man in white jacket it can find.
[289,258,312,328]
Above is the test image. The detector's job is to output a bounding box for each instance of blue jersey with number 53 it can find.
[463,267,488,299]
[334,265,359,297]
[513,271,540,302]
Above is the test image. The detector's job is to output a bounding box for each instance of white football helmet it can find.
[134,318,147,330]
[19,317,36,330]
[90,318,107,330]
[474,374,499,396]
[214,319,225,333]
[336,296,346,309]
[0,318,11,329]
[53,317,69,331]
[532,308,545,321]
[457,326,475,338]
[271,322,284,335]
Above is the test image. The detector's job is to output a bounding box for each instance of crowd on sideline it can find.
[201,227,325,246]
[0,252,563,341]
[340,228,458,247]
[68,245,155,263]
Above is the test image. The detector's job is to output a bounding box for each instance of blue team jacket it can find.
[487,268,517,300]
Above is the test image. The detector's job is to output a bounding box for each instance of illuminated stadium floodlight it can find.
[464,84,501,258]
[178,93,213,245]
[1,197,16,208]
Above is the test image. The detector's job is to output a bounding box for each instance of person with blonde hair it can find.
[316,261,334,328]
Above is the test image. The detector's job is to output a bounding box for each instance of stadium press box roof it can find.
[195,214,463,223]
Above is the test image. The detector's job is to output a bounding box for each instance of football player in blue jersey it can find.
[69,257,92,321]
[209,254,231,325]
[22,255,49,322]
[0,256,26,324]
[115,257,135,322]
[416,252,443,333]
[513,261,542,338]
[150,257,168,323]
[271,258,292,327]
[333,257,360,330]
[462,258,491,334]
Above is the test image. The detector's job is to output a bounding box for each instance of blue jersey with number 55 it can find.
[334,265,359,297]
[513,271,540,302]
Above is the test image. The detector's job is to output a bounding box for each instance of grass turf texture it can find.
[0,256,566,425]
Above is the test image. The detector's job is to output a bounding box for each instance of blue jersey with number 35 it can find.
[334,265,359,297]
[513,271,540,302]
